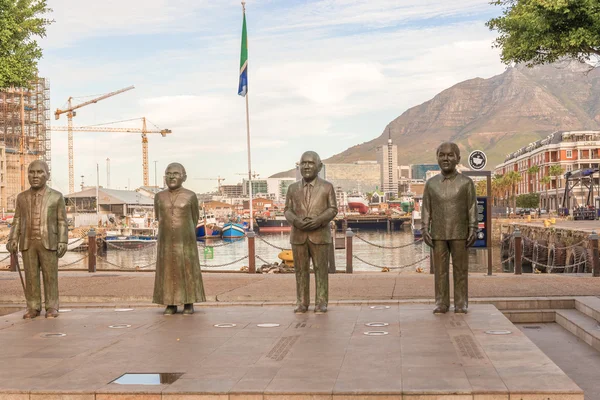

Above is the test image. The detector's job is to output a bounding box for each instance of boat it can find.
[411,210,422,238]
[221,222,247,239]
[196,213,222,240]
[347,193,369,214]
[254,215,291,233]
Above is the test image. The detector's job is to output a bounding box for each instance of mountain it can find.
[320,62,600,169]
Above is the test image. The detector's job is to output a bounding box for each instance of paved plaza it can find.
[0,304,583,400]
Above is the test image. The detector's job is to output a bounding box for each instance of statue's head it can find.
[436,142,460,175]
[165,162,187,190]
[28,160,50,190]
[299,151,322,183]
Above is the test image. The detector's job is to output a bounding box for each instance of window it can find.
[566,150,572,158]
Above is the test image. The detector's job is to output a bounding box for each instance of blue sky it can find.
[40,0,507,194]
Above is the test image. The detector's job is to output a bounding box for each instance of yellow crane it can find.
[51,117,171,187]
[54,85,135,193]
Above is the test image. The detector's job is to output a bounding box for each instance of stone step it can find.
[556,308,600,352]
[574,296,600,321]
[502,309,555,323]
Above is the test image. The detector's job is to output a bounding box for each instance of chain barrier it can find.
[500,255,515,265]
[255,235,291,251]
[521,254,588,271]
[354,235,423,249]
[197,239,240,248]
[0,254,11,263]
[95,253,156,270]
[501,233,513,243]
[100,238,157,252]
[201,255,249,268]
[256,254,276,265]
[58,254,89,268]
[353,254,430,270]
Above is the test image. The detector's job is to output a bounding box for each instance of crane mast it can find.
[55,85,135,193]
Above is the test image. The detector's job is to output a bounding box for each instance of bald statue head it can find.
[299,151,322,183]
[28,160,50,190]
[165,162,187,191]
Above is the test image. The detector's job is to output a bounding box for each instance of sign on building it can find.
[468,150,487,171]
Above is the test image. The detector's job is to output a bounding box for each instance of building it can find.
[377,138,398,198]
[64,188,154,227]
[335,186,348,213]
[398,165,411,179]
[0,79,51,210]
[266,177,295,201]
[323,161,380,193]
[494,131,600,211]
[425,164,469,181]
[411,164,440,180]
[243,179,269,196]
[220,183,244,198]
[202,200,233,219]
[243,197,274,214]
[136,186,161,199]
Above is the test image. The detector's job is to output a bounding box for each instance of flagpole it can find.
[242,1,254,231]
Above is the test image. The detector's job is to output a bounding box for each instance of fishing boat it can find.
[196,213,222,240]
[347,193,370,214]
[254,215,291,233]
[104,235,157,250]
[221,222,247,239]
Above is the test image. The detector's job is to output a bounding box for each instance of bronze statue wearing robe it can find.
[153,163,205,314]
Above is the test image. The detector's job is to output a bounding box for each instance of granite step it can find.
[556,308,600,352]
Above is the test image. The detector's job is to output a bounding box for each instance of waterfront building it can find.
[377,139,399,199]
[266,177,295,201]
[136,186,161,199]
[243,179,269,197]
[398,165,411,179]
[243,197,273,215]
[201,200,234,219]
[494,131,600,211]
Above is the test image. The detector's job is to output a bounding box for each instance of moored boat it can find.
[347,193,369,214]
[411,210,422,238]
[221,222,247,239]
[254,216,291,233]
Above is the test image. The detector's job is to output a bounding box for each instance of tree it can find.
[548,164,565,213]
[487,0,600,67]
[540,175,552,210]
[476,179,487,197]
[516,193,540,208]
[0,0,53,89]
[505,171,522,214]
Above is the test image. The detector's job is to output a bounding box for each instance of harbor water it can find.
[56,226,497,273]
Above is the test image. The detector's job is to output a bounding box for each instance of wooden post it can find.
[9,253,16,272]
[590,231,599,277]
[514,228,522,275]
[247,231,256,274]
[88,228,96,273]
[346,228,354,274]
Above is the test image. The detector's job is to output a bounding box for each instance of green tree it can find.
[548,165,565,213]
[0,0,53,89]
[487,0,600,67]
[540,175,552,210]
[505,171,522,214]
[516,193,540,208]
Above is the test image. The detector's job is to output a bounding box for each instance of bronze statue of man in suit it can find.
[422,142,477,314]
[285,151,338,314]
[153,162,206,315]
[7,160,68,319]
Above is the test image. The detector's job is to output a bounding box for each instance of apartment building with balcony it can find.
[494,131,600,211]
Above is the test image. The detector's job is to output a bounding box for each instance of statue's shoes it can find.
[163,305,177,315]
[294,305,308,314]
[454,307,468,314]
[314,305,328,314]
[182,304,194,315]
[23,309,40,319]
[45,308,59,318]
[433,306,448,314]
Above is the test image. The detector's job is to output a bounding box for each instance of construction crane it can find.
[51,117,171,187]
[194,176,226,192]
[54,85,135,193]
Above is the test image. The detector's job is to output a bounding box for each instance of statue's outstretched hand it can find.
[57,243,68,258]
[6,241,17,254]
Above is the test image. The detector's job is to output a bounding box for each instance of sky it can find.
[39,0,508,194]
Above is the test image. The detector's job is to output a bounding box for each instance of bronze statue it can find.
[7,160,68,319]
[153,162,206,315]
[422,142,477,314]
[285,151,338,314]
